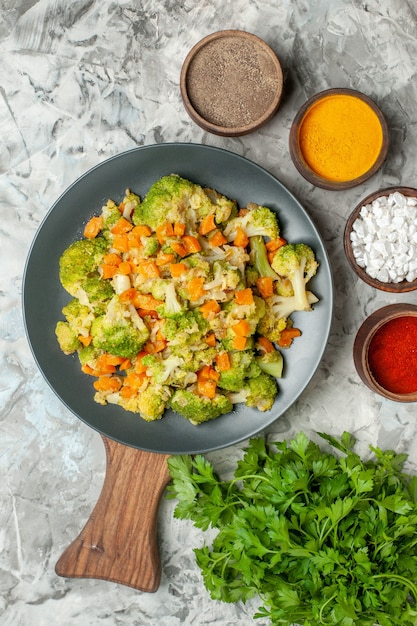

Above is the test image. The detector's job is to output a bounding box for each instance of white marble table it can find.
[2,1,417,624]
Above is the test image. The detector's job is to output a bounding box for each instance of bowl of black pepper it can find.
[180,30,284,137]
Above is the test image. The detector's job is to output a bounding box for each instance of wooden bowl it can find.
[344,186,417,292]
[289,88,389,190]
[353,304,417,402]
[180,30,284,137]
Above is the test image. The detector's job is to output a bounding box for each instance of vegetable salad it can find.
[55,174,319,424]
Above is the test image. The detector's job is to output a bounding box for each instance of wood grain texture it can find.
[55,435,171,592]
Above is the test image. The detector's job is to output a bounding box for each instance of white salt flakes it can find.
[350,192,417,283]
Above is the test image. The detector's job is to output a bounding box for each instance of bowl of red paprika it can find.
[354,303,417,402]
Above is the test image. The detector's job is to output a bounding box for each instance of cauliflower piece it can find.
[271,243,319,311]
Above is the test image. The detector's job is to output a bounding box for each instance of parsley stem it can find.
[318,593,337,624]
[226,473,271,497]
[372,573,417,603]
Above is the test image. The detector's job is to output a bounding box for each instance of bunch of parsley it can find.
[167,432,417,626]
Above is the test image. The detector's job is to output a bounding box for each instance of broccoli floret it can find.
[156,282,188,318]
[133,175,197,230]
[217,350,262,391]
[119,383,171,421]
[271,243,319,311]
[249,236,279,280]
[245,264,259,287]
[163,310,208,346]
[228,372,277,412]
[186,255,212,279]
[170,388,233,424]
[55,321,80,354]
[223,204,280,240]
[256,349,284,378]
[81,275,115,313]
[90,296,149,358]
[142,234,159,257]
[77,344,101,367]
[59,238,107,296]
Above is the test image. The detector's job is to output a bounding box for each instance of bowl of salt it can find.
[344,186,417,292]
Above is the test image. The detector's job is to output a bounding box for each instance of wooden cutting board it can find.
[55,435,171,592]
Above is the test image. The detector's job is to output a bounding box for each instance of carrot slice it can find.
[111,217,133,235]
[170,262,187,277]
[118,261,133,275]
[84,216,103,239]
[232,319,250,337]
[133,293,163,311]
[103,252,122,266]
[232,335,247,350]
[120,385,136,398]
[119,358,132,371]
[183,235,202,254]
[119,287,137,303]
[156,253,176,266]
[93,376,122,392]
[265,237,287,252]
[257,336,274,353]
[94,355,117,374]
[137,260,160,278]
[124,371,147,389]
[234,288,254,305]
[156,222,174,244]
[199,213,217,236]
[100,264,119,279]
[197,379,217,399]
[215,352,231,371]
[199,300,221,318]
[78,334,92,347]
[173,222,186,236]
[233,227,249,248]
[170,241,188,257]
[205,332,217,347]
[112,233,129,252]
[187,277,205,301]
[208,229,227,247]
[256,276,274,298]
[131,224,152,237]
[278,327,301,348]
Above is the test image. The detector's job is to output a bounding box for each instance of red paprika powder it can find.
[367,316,417,395]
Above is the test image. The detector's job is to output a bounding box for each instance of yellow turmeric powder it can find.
[298,94,383,182]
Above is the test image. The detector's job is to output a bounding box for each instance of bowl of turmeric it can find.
[289,88,389,191]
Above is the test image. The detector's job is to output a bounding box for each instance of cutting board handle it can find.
[55,435,171,592]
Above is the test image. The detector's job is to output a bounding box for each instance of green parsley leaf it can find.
[167,432,417,625]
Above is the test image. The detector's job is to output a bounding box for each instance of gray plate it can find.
[23,143,333,454]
